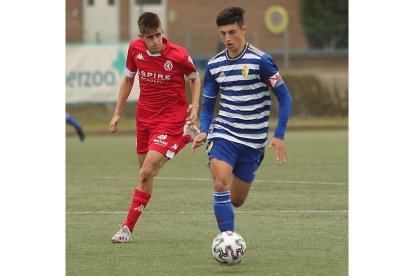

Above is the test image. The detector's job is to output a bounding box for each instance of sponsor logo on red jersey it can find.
[153,134,168,147]
[138,70,171,83]
[136,53,144,60]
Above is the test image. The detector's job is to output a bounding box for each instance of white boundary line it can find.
[66,176,347,186]
[67,210,348,215]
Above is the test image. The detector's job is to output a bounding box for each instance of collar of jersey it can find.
[226,43,249,61]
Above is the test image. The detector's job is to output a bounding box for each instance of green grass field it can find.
[66,130,348,275]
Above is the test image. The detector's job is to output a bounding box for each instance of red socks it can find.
[122,135,191,232]
[123,189,152,232]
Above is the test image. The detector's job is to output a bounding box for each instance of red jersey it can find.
[125,37,197,133]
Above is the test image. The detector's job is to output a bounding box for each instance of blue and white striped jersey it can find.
[202,43,284,149]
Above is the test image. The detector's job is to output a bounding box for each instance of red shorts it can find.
[136,121,185,158]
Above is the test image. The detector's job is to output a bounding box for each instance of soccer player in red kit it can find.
[109,12,201,243]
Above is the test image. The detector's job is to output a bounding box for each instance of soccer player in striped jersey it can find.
[109,12,201,243]
[191,7,292,233]
[66,113,85,141]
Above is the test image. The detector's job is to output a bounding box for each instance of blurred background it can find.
[66,0,348,135]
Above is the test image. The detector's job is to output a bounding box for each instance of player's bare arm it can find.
[109,76,134,133]
[187,74,201,124]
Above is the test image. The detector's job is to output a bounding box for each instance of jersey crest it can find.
[241,65,249,77]
[164,60,173,71]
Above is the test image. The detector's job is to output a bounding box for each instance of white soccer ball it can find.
[211,231,247,265]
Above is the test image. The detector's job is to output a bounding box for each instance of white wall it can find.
[83,0,120,42]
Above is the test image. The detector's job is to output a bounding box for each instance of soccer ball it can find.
[211,231,247,265]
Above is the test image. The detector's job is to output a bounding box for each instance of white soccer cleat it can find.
[111,225,131,243]
[183,121,200,141]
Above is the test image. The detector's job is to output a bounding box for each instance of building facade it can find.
[66,0,167,43]
[66,0,307,55]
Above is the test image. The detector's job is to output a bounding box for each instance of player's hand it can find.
[191,132,207,155]
[186,104,199,125]
[267,137,288,163]
[109,114,121,133]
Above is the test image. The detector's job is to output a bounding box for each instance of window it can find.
[87,0,116,7]
[135,0,161,5]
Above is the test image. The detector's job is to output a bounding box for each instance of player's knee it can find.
[214,181,230,192]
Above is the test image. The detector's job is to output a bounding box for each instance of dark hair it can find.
[216,7,245,27]
[138,12,161,35]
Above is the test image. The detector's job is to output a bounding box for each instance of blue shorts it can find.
[207,138,265,183]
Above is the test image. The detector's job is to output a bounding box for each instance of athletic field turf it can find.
[66,130,348,275]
